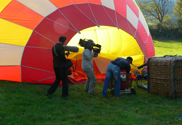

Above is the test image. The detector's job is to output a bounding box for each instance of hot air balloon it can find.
[0,0,155,84]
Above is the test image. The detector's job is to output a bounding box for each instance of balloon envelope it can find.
[0,0,155,84]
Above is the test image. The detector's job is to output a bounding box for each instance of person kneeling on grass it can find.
[102,57,133,97]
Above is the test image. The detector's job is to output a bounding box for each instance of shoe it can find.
[62,95,68,98]
[102,96,107,98]
[131,87,136,95]
[116,96,121,99]
[89,92,98,95]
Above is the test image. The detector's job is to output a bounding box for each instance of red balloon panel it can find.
[26,31,55,48]
[22,66,55,84]
[114,0,127,18]
[144,34,155,58]
[102,6,117,26]
[88,4,116,27]
[59,5,97,31]
[135,32,146,56]
[34,18,76,44]
[116,13,133,36]
[127,20,138,37]
[137,21,148,43]
[21,47,53,72]
[66,4,98,26]
[46,9,78,32]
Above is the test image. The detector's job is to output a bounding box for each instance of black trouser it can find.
[47,67,68,97]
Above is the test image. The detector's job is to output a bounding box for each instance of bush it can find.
[149,25,182,39]
[178,19,182,31]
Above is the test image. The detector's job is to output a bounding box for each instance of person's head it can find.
[126,56,133,64]
[59,36,67,45]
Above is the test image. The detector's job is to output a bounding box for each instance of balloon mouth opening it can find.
[67,25,144,61]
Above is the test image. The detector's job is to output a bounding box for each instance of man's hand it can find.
[65,51,70,57]
[126,73,131,89]
[93,51,98,57]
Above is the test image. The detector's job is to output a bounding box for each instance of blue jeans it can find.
[102,63,121,97]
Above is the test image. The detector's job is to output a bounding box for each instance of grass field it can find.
[1,81,182,125]
[1,39,182,125]
[153,39,182,57]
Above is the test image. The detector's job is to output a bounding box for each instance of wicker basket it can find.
[148,56,182,98]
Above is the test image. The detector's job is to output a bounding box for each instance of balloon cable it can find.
[73,52,78,72]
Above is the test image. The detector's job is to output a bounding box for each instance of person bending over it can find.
[102,57,133,97]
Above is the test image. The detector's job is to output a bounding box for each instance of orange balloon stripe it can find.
[87,0,102,4]
[71,0,88,4]
[49,0,72,8]
[0,66,21,82]
[50,0,102,8]
[0,0,44,30]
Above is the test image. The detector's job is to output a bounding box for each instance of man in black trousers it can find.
[46,36,70,98]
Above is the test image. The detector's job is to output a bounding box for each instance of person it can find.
[102,57,133,97]
[82,40,98,95]
[134,64,148,81]
[46,36,70,98]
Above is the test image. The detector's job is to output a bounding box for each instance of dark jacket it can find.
[52,43,66,68]
[111,57,131,73]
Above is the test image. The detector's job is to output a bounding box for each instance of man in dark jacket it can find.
[46,36,70,97]
[102,57,133,97]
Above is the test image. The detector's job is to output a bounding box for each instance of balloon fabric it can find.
[0,0,155,84]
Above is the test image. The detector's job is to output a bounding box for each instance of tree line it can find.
[137,0,182,39]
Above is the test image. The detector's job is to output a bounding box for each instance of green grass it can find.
[0,81,182,125]
[1,39,182,125]
[153,39,182,57]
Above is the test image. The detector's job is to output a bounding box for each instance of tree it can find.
[173,0,182,31]
[137,0,172,31]
[173,0,182,19]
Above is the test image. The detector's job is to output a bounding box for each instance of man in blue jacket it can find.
[102,57,133,97]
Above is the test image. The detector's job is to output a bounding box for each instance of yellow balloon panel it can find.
[0,18,33,46]
[0,0,12,12]
[81,30,98,44]
[68,26,144,68]
[119,30,143,56]
[96,28,111,54]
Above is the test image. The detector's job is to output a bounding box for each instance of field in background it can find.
[153,39,182,57]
